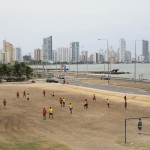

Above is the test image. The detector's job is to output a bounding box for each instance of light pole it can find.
[98,39,110,84]
[77,49,79,78]
[134,40,137,83]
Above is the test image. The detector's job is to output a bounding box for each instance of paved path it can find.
[68,80,150,96]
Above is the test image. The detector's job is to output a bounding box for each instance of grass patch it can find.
[0,137,71,150]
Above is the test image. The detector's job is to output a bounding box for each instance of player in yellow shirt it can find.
[69,103,73,114]
[107,98,110,108]
[84,99,88,109]
[49,106,53,119]
[62,97,66,107]
[51,91,55,97]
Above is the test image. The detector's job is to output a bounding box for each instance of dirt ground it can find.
[0,82,150,150]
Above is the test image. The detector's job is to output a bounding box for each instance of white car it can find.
[0,79,6,82]
[57,74,65,79]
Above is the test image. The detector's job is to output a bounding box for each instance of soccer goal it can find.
[125,116,150,143]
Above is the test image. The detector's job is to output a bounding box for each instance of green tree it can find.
[25,66,33,80]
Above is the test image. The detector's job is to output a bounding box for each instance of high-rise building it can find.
[15,47,22,61]
[70,42,79,63]
[0,50,2,63]
[138,55,144,62]
[93,52,99,64]
[89,54,94,63]
[52,50,57,63]
[119,38,126,63]
[142,40,149,62]
[81,51,88,63]
[109,50,118,63]
[34,48,42,61]
[57,47,70,63]
[42,36,53,62]
[23,55,31,62]
[125,51,131,63]
[2,40,14,64]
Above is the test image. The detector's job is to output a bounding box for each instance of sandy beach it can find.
[0,81,150,150]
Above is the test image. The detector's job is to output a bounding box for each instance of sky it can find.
[0,0,150,57]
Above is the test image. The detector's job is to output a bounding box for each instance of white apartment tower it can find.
[34,48,42,61]
[119,38,126,63]
[57,47,70,63]
[81,51,88,63]
[2,40,14,64]
[53,50,57,63]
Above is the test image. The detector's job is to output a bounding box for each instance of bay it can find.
[32,63,150,80]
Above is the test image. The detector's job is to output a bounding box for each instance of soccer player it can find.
[42,108,47,120]
[43,90,46,97]
[3,99,6,108]
[51,91,55,97]
[93,94,96,101]
[69,103,73,114]
[62,97,66,107]
[16,91,19,98]
[84,99,88,109]
[23,90,26,98]
[107,98,110,108]
[59,97,63,107]
[138,118,142,134]
[49,107,53,119]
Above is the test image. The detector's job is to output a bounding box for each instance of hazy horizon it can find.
[0,0,150,57]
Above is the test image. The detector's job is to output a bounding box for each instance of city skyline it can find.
[0,0,150,56]
[0,38,149,64]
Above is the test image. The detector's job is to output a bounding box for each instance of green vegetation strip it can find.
[0,137,71,150]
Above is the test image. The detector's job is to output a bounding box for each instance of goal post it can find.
[125,116,150,143]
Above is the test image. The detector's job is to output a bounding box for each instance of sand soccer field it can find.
[0,82,150,150]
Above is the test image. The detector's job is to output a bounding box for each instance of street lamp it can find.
[77,48,79,78]
[98,39,110,84]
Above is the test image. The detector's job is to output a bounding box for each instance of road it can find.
[67,79,150,96]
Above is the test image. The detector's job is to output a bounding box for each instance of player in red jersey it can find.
[3,99,7,108]
[42,107,47,120]
[93,94,96,101]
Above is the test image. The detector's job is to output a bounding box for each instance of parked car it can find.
[57,74,65,79]
[100,76,111,80]
[46,78,58,83]
[31,80,36,83]
[0,79,6,83]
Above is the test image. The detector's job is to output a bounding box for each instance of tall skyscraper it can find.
[70,42,79,63]
[15,47,22,61]
[34,48,42,61]
[119,38,126,63]
[142,40,149,62]
[42,36,52,62]
[2,40,14,64]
